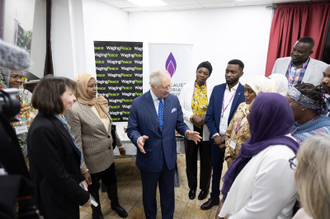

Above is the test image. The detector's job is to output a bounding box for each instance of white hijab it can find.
[268,73,288,96]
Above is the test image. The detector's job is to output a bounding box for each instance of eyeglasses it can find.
[289,156,297,170]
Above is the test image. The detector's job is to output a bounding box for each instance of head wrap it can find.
[245,75,277,95]
[196,61,212,75]
[0,68,11,88]
[268,73,288,96]
[74,72,108,119]
[287,86,321,110]
[221,92,299,198]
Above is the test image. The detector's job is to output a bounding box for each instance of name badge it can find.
[229,139,237,150]
[15,125,28,135]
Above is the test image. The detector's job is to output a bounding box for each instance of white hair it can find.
[149,68,170,88]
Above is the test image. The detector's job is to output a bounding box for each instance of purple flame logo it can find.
[165,52,177,78]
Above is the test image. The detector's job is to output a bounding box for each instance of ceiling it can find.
[98,0,312,12]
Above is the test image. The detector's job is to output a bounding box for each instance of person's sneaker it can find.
[200,198,219,210]
[198,190,208,200]
[111,204,128,218]
[188,189,196,200]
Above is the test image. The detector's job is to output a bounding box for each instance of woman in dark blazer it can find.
[65,72,127,219]
[27,75,91,219]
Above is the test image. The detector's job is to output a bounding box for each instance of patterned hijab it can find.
[74,72,108,119]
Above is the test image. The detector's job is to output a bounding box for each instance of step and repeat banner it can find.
[149,43,193,97]
[94,41,143,122]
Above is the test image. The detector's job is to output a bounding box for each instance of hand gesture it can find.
[185,130,202,144]
[137,135,149,154]
[192,115,205,126]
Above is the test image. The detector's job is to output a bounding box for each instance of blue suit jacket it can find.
[205,83,245,142]
[127,90,189,172]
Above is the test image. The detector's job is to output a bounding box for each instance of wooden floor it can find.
[79,153,227,219]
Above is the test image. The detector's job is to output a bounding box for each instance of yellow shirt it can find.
[191,82,208,128]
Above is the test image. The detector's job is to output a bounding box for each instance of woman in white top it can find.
[179,61,213,200]
[217,92,299,219]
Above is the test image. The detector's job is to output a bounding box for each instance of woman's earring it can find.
[302,108,305,111]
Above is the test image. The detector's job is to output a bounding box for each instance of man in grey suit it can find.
[271,36,327,87]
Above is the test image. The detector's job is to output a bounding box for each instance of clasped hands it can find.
[212,135,226,152]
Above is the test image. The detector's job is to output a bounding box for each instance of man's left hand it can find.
[185,130,202,144]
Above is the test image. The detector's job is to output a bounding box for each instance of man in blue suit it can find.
[127,68,202,219]
[201,59,245,210]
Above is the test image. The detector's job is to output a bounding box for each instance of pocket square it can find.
[171,108,177,113]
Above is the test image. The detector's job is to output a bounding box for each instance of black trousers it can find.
[88,163,117,195]
[184,125,212,191]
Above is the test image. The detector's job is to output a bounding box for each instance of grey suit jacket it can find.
[271,57,328,86]
[65,101,122,174]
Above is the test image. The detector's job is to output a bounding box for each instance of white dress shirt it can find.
[150,89,163,114]
[219,83,239,135]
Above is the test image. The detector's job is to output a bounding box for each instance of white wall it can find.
[3,0,35,44]
[128,6,273,86]
[51,0,129,79]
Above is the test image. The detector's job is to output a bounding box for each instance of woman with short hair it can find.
[0,68,37,165]
[179,61,213,200]
[27,75,91,219]
[293,133,330,219]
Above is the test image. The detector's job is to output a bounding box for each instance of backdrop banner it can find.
[149,43,193,96]
[94,41,143,122]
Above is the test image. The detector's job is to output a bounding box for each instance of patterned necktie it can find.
[158,98,164,132]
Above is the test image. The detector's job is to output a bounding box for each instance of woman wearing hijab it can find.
[179,61,213,200]
[0,68,37,166]
[224,75,277,168]
[27,75,91,219]
[65,72,127,219]
[286,83,330,146]
[269,73,289,96]
[217,92,299,219]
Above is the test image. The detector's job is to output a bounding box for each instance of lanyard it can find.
[222,90,236,117]
[291,115,320,135]
[234,113,247,138]
[287,61,309,85]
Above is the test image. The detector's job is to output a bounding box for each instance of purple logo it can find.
[165,52,177,78]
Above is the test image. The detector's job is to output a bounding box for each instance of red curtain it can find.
[265,2,330,76]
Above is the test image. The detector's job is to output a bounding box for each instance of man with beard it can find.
[271,36,327,87]
[201,59,245,210]
[321,65,330,116]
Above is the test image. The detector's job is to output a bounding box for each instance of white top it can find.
[219,145,297,219]
[219,83,239,135]
[178,81,214,141]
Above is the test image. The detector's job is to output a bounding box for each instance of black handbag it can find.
[111,124,117,149]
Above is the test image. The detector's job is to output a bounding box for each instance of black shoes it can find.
[198,190,208,200]
[111,204,128,218]
[188,189,196,200]
[200,198,220,210]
